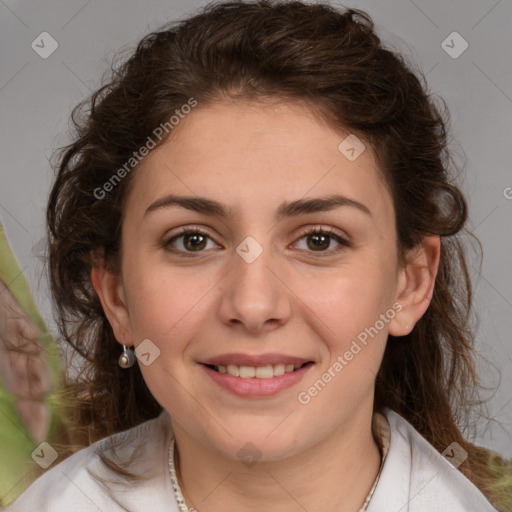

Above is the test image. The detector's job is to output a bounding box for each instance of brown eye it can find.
[164,228,216,253]
[182,232,208,251]
[295,227,350,255]
[306,232,330,251]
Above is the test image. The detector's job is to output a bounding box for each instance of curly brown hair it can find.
[46,0,509,508]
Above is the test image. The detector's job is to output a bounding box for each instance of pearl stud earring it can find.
[119,344,136,368]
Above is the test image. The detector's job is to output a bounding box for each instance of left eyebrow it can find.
[275,194,372,220]
[144,194,372,220]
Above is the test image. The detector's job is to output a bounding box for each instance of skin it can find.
[0,279,51,444]
[92,99,440,511]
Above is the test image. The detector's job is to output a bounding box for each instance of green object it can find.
[488,452,512,512]
[0,221,62,506]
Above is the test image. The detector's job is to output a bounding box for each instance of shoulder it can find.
[368,408,499,512]
[4,411,178,512]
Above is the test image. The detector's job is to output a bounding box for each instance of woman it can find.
[5,1,510,511]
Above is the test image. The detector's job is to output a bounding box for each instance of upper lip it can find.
[200,353,313,367]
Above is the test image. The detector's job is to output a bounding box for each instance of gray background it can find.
[0,0,511,457]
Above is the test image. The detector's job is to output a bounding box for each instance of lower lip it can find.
[200,363,313,397]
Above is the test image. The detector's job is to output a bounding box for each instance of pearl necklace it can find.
[168,436,379,512]
[168,437,192,512]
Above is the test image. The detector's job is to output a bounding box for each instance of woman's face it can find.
[103,99,412,460]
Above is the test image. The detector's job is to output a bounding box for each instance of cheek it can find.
[123,266,193,347]
[293,268,393,425]
[123,261,229,360]
[300,262,394,341]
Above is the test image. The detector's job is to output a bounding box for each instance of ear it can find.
[90,252,134,347]
[388,235,441,337]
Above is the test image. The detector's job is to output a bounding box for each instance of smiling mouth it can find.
[204,362,313,379]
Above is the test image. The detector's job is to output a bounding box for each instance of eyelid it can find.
[162,226,219,257]
[292,226,351,257]
[297,225,351,245]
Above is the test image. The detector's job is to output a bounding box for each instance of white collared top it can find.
[5,407,499,512]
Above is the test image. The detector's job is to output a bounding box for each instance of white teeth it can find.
[213,362,306,379]
[273,363,285,376]
[239,366,256,378]
[255,365,274,379]
[227,364,239,377]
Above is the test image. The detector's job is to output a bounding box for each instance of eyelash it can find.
[162,226,351,258]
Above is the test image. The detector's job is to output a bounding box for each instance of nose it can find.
[217,238,292,334]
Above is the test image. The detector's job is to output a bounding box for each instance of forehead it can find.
[127,100,393,223]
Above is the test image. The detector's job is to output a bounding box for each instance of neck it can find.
[171,404,382,512]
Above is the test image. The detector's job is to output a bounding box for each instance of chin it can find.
[207,424,308,465]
